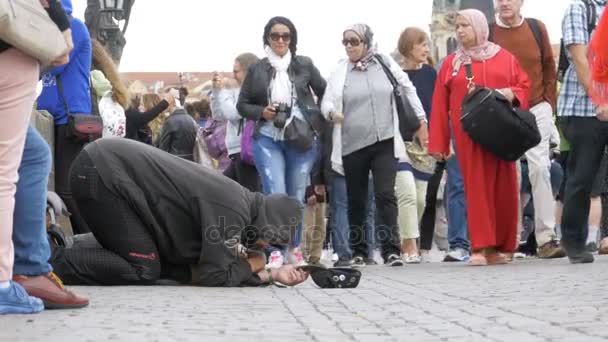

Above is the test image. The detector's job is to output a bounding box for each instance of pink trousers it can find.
[0,49,39,281]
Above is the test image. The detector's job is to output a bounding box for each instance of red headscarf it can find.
[589,10,608,106]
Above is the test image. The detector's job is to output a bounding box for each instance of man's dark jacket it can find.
[157,108,198,161]
[84,138,302,286]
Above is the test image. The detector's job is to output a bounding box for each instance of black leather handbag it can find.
[460,64,541,161]
[375,54,421,141]
[57,75,103,143]
[284,116,315,151]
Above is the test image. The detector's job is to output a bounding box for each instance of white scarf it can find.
[265,46,293,105]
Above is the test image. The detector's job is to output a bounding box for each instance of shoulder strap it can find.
[55,75,71,115]
[583,0,597,33]
[464,63,475,90]
[488,22,495,42]
[89,76,100,116]
[374,54,399,88]
[525,18,545,62]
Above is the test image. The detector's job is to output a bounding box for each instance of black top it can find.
[404,64,437,121]
[237,56,327,134]
[0,0,71,54]
[84,138,302,286]
[156,108,198,161]
[124,100,169,142]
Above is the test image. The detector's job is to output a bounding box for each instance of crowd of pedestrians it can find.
[0,0,607,315]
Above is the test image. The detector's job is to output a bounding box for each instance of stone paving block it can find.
[1,257,608,341]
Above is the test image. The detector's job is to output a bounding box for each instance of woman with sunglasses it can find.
[321,24,427,267]
[237,16,326,266]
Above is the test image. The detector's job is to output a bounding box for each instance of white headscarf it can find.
[265,45,293,105]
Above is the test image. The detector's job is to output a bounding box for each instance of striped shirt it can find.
[557,0,606,117]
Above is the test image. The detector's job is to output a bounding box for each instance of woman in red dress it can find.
[428,9,530,266]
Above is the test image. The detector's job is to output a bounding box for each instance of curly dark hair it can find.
[263,16,298,56]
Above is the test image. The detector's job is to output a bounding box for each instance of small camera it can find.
[273,103,292,129]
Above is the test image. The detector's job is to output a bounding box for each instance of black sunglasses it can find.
[269,32,291,42]
[342,38,362,47]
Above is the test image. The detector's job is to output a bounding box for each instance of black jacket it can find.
[84,138,302,287]
[236,55,327,135]
[157,108,198,161]
[125,99,169,143]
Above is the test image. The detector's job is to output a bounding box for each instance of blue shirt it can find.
[37,0,92,125]
[557,0,606,118]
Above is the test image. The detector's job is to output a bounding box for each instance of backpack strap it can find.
[525,18,545,62]
[488,22,495,42]
[583,0,597,33]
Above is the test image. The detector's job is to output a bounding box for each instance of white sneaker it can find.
[287,249,307,266]
[265,251,284,269]
[321,249,333,262]
[420,250,432,263]
[402,253,422,264]
[443,248,470,262]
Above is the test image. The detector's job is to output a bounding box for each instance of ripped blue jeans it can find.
[253,134,319,247]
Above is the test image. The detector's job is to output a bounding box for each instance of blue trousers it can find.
[13,126,53,276]
[446,149,470,251]
[253,135,318,247]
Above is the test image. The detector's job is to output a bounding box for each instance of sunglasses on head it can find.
[269,32,291,42]
[342,38,362,47]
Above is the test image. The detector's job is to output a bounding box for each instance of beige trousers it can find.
[302,203,326,263]
[0,49,39,281]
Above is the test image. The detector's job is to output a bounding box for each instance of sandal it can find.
[468,253,488,266]
[486,252,508,265]
[599,238,608,255]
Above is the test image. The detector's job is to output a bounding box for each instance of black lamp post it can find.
[85,0,133,65]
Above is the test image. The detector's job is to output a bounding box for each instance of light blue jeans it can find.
[329,174,351,260]
[253,135,319,247]
[13,126,53,276]
[446,146,470,251]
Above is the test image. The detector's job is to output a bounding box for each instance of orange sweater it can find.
[493,19,557,110]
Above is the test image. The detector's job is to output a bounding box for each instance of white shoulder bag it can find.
[0,0,68,65]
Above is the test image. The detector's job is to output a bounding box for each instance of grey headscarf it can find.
[344,23,377,71]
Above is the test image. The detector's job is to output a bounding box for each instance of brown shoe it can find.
[599,238,608,255]
[537,240,566,259]
[13,272,89,309]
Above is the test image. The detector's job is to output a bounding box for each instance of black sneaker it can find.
[562,240,595,264]
[333,258,351,267]
[364,258,378,266]
[568,251,595,264]
[349,256,366,268]
[386,254,404,267]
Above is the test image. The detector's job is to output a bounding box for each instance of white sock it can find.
[588,226,599,245]
[0,281,10,289]
[556,225,562,239]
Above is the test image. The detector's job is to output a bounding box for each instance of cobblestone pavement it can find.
[1,256,607,342]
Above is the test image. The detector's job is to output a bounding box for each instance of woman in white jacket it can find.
[211,53,260,192]
[321,24,428,267]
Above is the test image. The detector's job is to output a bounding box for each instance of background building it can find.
[431,0,495,62]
